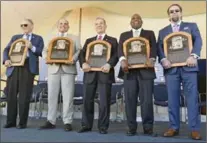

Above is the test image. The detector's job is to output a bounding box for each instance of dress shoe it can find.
[4,123,16,128]
[126,129,137,136]
[16,124,27,129]
[64,124,72,131]
[190,131,202,140]
[39,121,55,129]
[163,128,179,137]
[78,127,91,133]
[99,128,108,134]
[144,128,153,135]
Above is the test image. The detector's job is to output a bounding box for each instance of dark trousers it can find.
[124,73,154,130]
[81,81,112,130]
[6,60,34,126]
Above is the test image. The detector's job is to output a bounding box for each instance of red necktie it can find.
[98,35,102,40]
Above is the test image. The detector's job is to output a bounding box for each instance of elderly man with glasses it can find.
[3,18,44,129]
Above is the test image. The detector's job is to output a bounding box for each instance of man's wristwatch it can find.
[191,54,198,59]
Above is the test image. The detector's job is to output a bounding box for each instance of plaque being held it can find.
[164,31,193,67]
[123,37,151,68]
[85,40,111,71]
[9,38,28,66]
[46,37,74,64]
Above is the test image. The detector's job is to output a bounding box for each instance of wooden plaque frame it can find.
[85,40,111,71]
[47,37,74,64]
[9,38,28,66]
[164,31,193,67]
[123,37,151,68]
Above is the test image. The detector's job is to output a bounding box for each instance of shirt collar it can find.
[132,28,142,33]
[97,33,106,39]
[171,20,182,27]
[23,32,32,36]
[58,32,68,37]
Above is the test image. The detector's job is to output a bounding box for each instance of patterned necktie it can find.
[173,24,179,32]
[98,35,102,40]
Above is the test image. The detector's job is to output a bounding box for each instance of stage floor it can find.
[1,115,206,142]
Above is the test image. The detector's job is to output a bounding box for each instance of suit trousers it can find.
[47,69,75,125]
[6,59,34,126]
[124,72,154,130]
[165,67,200,131]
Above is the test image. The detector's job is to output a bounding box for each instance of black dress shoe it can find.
[4,124,16,128]
[144,128,153,135]
[99,128,108,134]
[16,124,27,129]
[39,121,55,129]
[78,127,91,133]
[64,124,72,131]
[144,128,158,137]
[126,130,137,136]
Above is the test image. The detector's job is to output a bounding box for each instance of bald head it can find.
[130,13,143,29]
[57,18,69,33]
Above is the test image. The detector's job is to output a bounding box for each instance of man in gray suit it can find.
[40,18,81,131]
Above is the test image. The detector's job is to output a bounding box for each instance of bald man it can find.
[118,14,157,136]
[40,19,81,131]
[3,19,44,129]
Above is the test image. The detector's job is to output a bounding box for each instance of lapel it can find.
[179,22,185,32]
[30,34,36,44]
[129,30,133,38]
[140,29,145,37]
[166,24,173,35]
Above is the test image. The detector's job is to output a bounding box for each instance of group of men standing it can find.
[3,4,202,140]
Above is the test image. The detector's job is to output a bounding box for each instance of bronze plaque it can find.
[85,40,111,71]
[9,38,28,66]
[47,37,74,64]
[164,32,193,67]
[123,37,151,68]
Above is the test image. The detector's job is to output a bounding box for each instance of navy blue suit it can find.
[3,33,44,126]
[157,22,202,131]
[3,34,44,77]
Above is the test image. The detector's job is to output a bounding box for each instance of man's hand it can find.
[82,63,91,72]
[186,56,197,67]
[145,58,155,67]
[161,59,171,69]
[101,63,111,73]
[5,60,12,67]
[121,59,129,73]
[65,60,74,65]
[25,40,32,49]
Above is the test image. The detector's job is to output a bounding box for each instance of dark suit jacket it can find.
[118,29,157,80]
[79,35,118,84]
[3,34,44,77]
[157,22,202,75]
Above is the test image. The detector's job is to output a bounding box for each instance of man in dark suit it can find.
[157,4,202,140]
[78,17,118,134]
[3,19,44,129]
[118,14,157,136]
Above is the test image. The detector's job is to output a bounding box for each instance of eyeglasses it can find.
[20,24,28,27]
[169,9,180,14]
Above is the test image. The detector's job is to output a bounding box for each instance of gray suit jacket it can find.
[42,33,81,75]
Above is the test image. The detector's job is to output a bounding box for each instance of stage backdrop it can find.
[1,1,206,85]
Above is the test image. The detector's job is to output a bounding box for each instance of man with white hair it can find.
[40,18,81,131]
[3,18,44,129]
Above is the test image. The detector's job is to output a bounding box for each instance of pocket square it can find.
[184,27,189,30]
